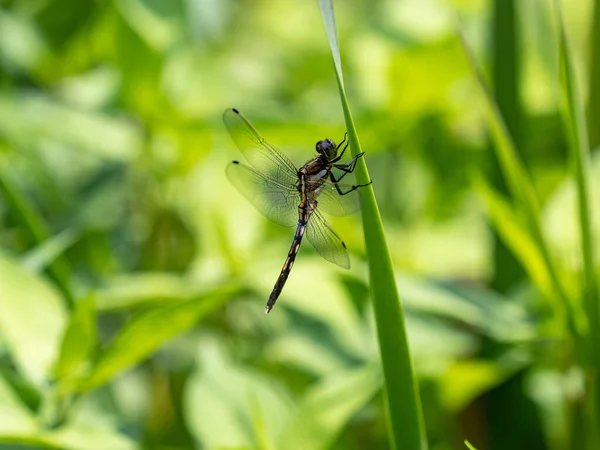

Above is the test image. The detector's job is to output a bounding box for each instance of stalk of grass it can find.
[0,163,74,308]
[489,0,525,292]
[557,2,598,351]
[458,28,580,342]
[317,2,427,449]
[588,0,600,149]
[474,176,552,299]
[464,441,478,450]
[556,4,600,446]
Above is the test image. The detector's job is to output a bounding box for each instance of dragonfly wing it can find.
[305,209,350,269]
[315,180,363,217]
[223,108,298,186]
[226,161,299,227]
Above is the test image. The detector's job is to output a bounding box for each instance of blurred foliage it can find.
[0,0,598,449]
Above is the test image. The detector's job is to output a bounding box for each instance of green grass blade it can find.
[457,29,537,214]
[474,177,552,299]
[491,0,521,141]
[458,27,580,340]
[556,5,600,445]
[557,2,598,339]
[489,0,525,292]
[318,2,427,449]
[588,0,600,149]
[0,162,74,307]
[20,228,80,274]
[248,392,276,450]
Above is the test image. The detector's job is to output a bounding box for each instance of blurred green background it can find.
[0,0,599,449]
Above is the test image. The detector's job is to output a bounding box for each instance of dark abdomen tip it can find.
[232,160,240,164]
[232,108,239,114]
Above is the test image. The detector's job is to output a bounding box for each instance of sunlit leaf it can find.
[54,295,97,388]
[249,390,277,450]
[116,0,182,52]
[96,273,226,311]
[277,364,382,450]
[397,274,535,342]
[438,360,524,411]
[41,425,137,450]
[185,341,293,449]
[0,253,67,387]
[78,285,238,392]
[253,259,368,360]
[0,10,48,72]
[0,375,36,435]
[0,92,142,161]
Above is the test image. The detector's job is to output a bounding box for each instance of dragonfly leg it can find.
[331,152,365,181]
[328,171,372,196]
[336,132,348,151]
[331,137,349,162]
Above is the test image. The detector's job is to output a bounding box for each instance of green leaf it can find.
[318,2,427,449]
[0,421,136,450]
[0,252,67,388]
[255,261,367,360]
[0,92,142,161]
[95,273,216,312]
[185,341,292,449]
[0,375,37,435]
[249,391,276,450]
[0,10,48,72]
[277,364,382,450]
[78,285,238,392]
[397,273,535,343]
[115,0,181,52]
[438,360,524,411]
[54,294,97,387]
[40,425,137,450]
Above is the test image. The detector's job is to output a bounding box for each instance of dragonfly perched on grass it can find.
[224,108,371,314]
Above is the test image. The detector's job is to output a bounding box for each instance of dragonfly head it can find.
[315,139,337,160]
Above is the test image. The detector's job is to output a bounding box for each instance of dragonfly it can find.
[224,108,371,314]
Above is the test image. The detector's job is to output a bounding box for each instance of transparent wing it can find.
[223,108,298,186]
[306,209,350,269]
[226,161,299,227]
[315,180,363,217]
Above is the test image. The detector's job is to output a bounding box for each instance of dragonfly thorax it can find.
[315,139,337,160]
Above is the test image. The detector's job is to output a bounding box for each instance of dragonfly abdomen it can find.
[265,220,307,314]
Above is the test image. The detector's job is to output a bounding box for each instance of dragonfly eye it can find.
[315,139,337,159]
